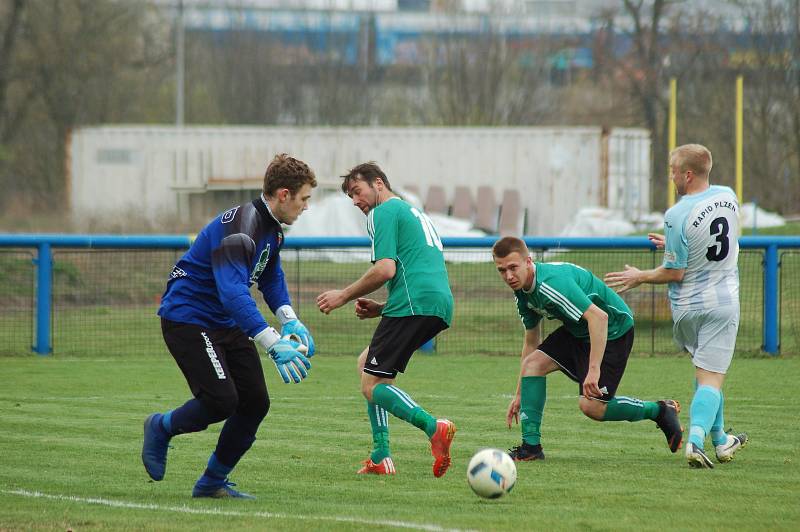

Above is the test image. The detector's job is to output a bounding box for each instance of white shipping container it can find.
[68,125,650,235]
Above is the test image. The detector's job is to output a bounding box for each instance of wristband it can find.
[275,305,298,325]
[253,327,281,350]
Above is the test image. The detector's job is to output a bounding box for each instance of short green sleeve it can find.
[368,207,398,262]
[515,294,542,330]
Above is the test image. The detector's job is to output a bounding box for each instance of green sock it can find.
[367,401,391,463]
[602,396,661,422]
[372,383,437,438]
[520,376,546,446]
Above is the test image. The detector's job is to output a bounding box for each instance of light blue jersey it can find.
[662,185,739,311]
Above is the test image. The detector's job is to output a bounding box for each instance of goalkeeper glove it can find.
[254,328,311,384]
[281,319,316,357]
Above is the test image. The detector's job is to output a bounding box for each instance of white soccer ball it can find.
[466,448,517,499]
[283,333,308,354]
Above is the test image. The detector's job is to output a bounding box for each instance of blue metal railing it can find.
[1,234,799,355]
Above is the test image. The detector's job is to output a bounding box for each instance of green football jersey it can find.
[368,197,454,325]
[514,262,633,340]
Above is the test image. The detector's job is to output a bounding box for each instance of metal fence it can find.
[0,235,798,357]
[781,251,800,356]
[0,249,35,356]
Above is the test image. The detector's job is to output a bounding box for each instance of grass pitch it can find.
[1,353,798,531]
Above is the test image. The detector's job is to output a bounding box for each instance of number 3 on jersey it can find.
[411,207,443,251]
[706,216,730,261]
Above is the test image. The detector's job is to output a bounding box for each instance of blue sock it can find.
[168,398,214,435]
[710,391,727,446]
[200,452,233,483]
[689,385,721,448]
[214,413,259,469]
[160,410,174,435]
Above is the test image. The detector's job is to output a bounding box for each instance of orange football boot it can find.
[430,419,456,478]
[357,456,396,475]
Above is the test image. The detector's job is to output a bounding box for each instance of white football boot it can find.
[715,432,748,463]
[686,442,714,469]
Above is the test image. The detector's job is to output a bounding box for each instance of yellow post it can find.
[667,77,677,207]
[736,75,743,204]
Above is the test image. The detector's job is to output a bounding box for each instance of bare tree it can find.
[420,26,553,126]
[597,0,679,208]
[311,60,373,126]
[590,1,746,208]
[670,1,799,214]
[727,0,800,213]
[185,9,371,126]
[0,0,28,147]
[187,30,291,124]
[3,0,168,204]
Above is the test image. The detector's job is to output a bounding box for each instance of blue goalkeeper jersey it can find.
[158,196,290,338]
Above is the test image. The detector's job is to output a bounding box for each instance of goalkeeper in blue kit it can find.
[141,154,317,498]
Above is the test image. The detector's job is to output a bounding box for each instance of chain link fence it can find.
[49,250,183,357]
[0,250,35,356]
[0,244,789,357]
[781,251,800,355]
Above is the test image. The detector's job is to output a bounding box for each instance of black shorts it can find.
[161,318,268,415]
[537,325,634,401]
[364,315,448,379]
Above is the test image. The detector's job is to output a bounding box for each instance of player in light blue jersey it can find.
[606,144,747,469]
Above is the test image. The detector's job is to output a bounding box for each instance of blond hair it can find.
[670,144,713,177]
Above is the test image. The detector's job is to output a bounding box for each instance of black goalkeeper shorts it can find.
[160,318,268,416]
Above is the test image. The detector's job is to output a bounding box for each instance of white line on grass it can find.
[3,489,474,532]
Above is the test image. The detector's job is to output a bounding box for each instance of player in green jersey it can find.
[317,162,456,477]
[492,236,683,461]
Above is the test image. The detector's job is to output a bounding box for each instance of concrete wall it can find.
[69,126,650,235]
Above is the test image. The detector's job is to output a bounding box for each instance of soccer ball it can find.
[466,448,517,499]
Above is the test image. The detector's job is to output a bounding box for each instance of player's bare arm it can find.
[317,258,396,314]
[582,304,608,399]
[355,298,384,319]
[507,326,541,428]
[604,264,685,293]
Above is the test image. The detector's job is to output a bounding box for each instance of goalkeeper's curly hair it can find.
[263,154,317,197]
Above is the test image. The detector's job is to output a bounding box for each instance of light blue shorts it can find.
[672,305,739,374]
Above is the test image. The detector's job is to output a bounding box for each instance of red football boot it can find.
[430,419,456,478]
[357,457,396,475]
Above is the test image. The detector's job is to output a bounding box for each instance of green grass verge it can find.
[1,354,798,530]
[741,220,800,236]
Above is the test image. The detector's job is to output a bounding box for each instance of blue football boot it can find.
[192,476,256,499]
[142,413,171,481]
